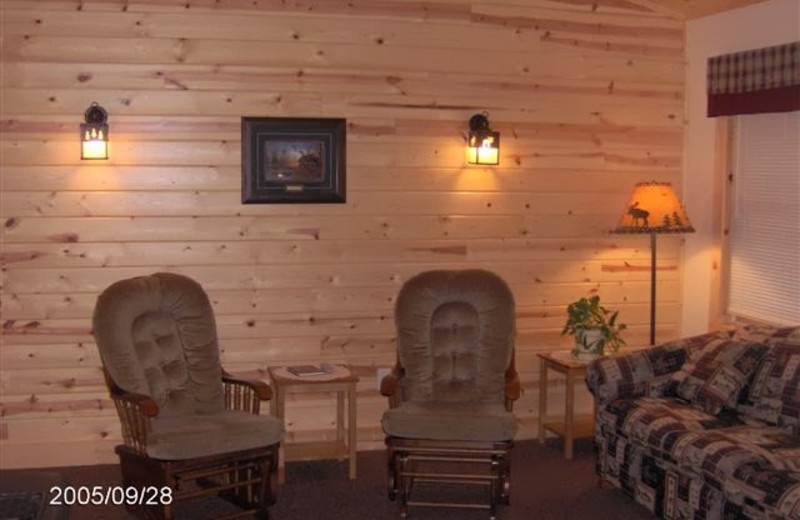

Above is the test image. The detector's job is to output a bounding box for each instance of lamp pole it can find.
[649,232,657,346]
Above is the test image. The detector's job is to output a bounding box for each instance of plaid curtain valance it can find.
[707,41,799,117]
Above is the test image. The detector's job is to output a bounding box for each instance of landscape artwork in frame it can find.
[242,117,346,203]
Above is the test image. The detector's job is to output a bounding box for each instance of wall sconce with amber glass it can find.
[81,102,109,160]
[466,112,499,166]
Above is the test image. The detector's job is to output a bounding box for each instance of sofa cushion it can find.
[669,426,800,491]
[669,339,768,415]
[381,402,517,441]
[147,410,284,460]
[729,465,800,518]
[739,336,800,430]
[601,399,800,518]
[599,397,744,456]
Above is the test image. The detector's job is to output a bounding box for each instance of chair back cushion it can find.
[93,273,224,417]
[394,269,515,403]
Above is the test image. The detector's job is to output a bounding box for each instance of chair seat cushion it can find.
[381,402,517,442]
[147,410,284,460]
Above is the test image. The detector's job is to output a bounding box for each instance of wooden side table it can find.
[537,351,594,459]
[268,365,359,483]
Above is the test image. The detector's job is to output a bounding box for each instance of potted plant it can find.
[561,295,627,360]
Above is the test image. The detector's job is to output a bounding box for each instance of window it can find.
[727,111,799,325]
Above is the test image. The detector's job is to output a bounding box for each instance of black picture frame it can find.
[242,117,346,203]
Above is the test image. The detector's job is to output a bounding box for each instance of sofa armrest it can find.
[585,353,660,409]
[585,330,734,409]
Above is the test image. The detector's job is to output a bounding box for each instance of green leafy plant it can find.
[561,295,627,356]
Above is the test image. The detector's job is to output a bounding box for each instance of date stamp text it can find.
[49,486,173,506]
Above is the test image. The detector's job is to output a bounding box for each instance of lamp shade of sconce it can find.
[80,102,109,160]
[466,113,500,166]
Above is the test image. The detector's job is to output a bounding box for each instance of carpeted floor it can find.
[3,438,655,519]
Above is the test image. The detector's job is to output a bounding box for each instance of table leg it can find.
[564,369,575,460]
[347,382,357,479]
[337,388,345,460]
[538,359,548,443]
[269,383,277,417]
[273,384,286,484]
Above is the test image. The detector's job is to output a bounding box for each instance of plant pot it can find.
[573,328,605,360]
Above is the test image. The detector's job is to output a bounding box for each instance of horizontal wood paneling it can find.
[0,0,687,468]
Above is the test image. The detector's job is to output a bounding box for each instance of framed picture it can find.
[242,117,346,203]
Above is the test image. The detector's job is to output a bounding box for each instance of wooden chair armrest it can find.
[504,369,521,412]
[222,370,272,414]
[504,352,521,411]
[223,371,272,400]
[379,366,403,397]
[108,389,158,455]
[104,368,160,417]
[102,367,156,454]
[380,364,405,409]
[112,390,160,417]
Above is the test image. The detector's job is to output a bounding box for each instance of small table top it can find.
[268,364,359,385]
[537,350,595,369]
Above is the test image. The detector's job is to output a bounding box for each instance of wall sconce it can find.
[81,102,109,160]
[466,112,499,166]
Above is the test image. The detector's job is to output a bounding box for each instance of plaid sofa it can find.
[585,325,800,520]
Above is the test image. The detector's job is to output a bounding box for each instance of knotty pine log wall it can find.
[1,0,685,468]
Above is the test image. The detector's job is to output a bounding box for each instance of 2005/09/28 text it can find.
[49,486,173,506]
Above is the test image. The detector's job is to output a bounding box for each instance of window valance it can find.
[707,41,799,117]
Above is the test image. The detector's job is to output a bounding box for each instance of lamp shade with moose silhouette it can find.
[612,181,694,345]
[613,181,694,234]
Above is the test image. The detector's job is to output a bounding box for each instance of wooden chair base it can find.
[115,444,279,520]
[386,437,512,520]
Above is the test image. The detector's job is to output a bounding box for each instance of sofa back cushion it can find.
[669,339,768,415]
[585,330,733,408]
[737,327,800,429]
[731,324,800,343]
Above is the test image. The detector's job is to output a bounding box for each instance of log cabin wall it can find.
[0,0,685,468]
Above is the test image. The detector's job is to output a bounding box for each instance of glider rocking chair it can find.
[380,269,520,519]
[92,272,284,520]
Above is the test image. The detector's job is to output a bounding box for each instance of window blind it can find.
[728,111,800,325]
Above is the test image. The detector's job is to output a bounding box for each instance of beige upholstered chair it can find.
[380,269,520,519]
[92,272,283,520]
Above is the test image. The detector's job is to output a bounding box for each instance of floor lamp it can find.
[612,181,695,345]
